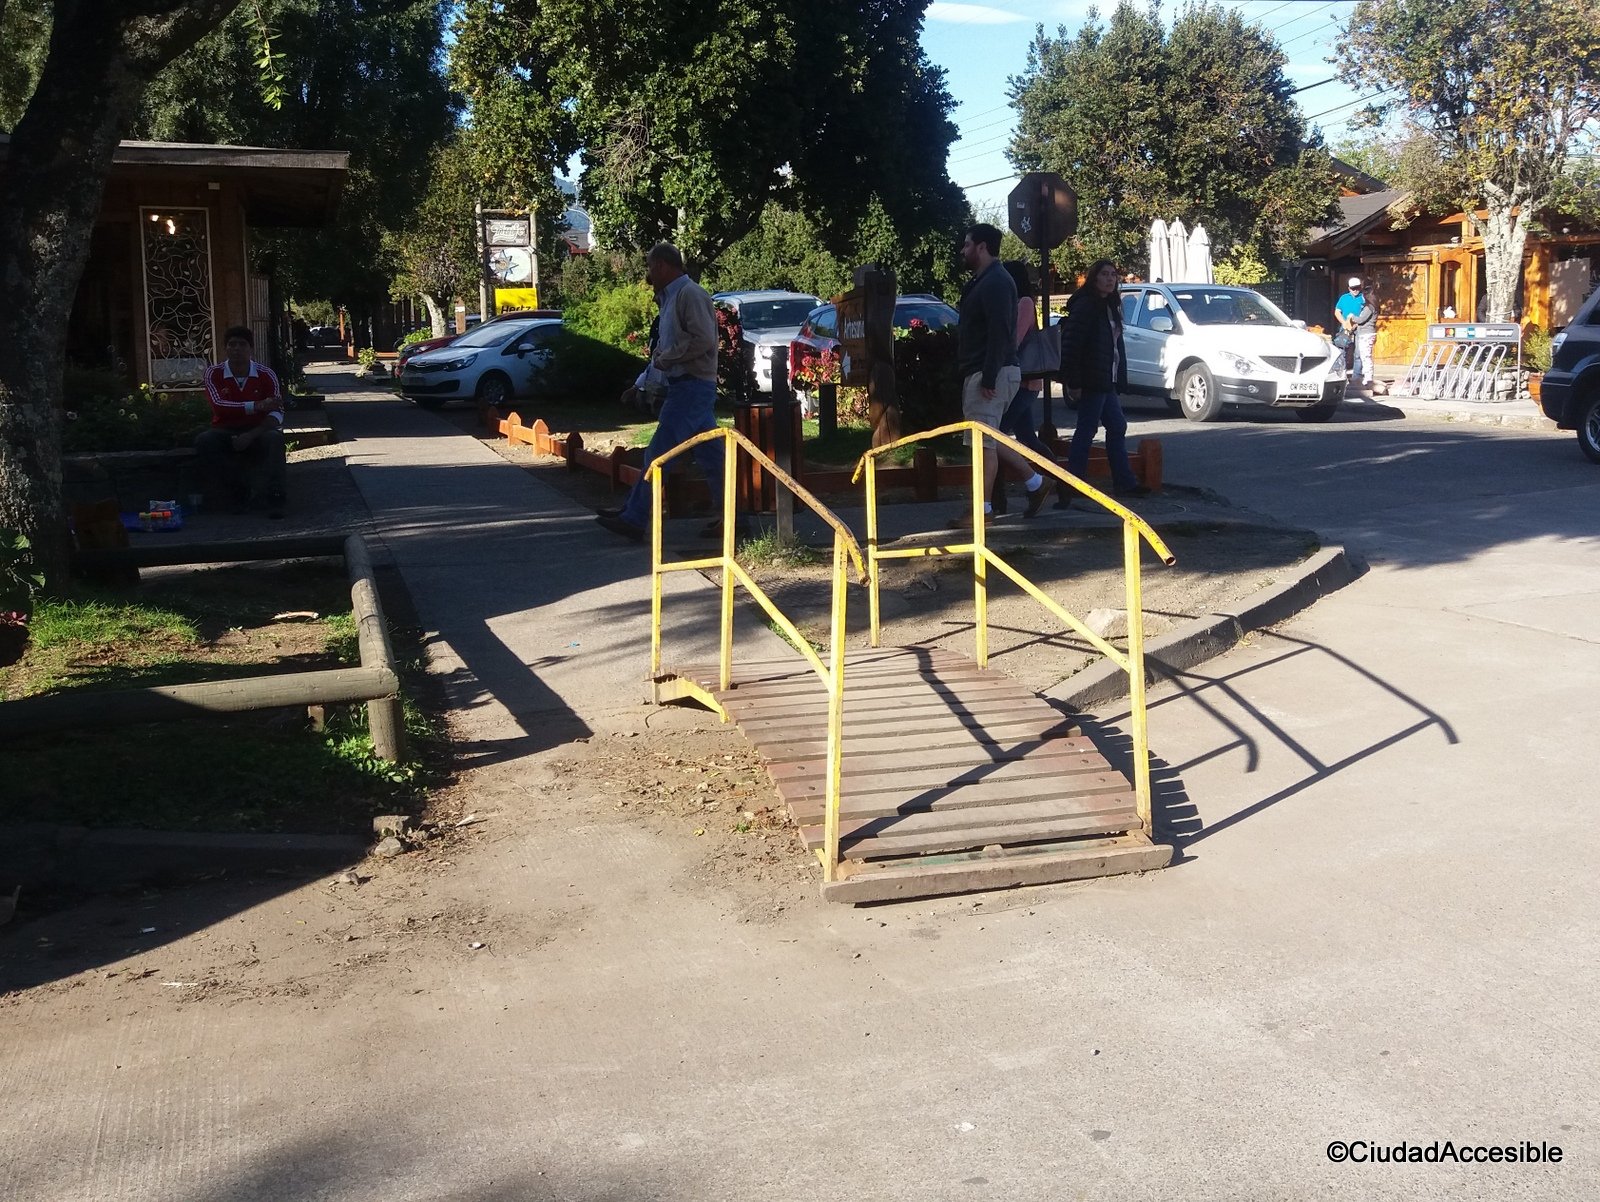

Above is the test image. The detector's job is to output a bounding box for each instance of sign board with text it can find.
[1426,322,1521,343]
[836,287,870,386]
[485,217,532,248]
[495,287,540,312]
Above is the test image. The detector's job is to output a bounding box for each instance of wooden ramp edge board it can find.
[820,833,1173,904]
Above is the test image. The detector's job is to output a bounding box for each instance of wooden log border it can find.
[3,534,405,760]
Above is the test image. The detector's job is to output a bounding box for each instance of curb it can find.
[0,824,367,891]
[1049,544,1364,711]
[1346,398,1555,431]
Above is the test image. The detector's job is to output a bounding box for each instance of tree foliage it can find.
[449,0,967,272]
[384,139,480,334]
[0,2,50,131]
[1338,0,1600,320]
[130,0,458,306]
[1009,1,1338,277]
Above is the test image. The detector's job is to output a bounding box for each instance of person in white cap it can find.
[1335,277,1378,395]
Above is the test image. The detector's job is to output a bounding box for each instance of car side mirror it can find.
[513,342,537,356]
[1149,315,1174,333]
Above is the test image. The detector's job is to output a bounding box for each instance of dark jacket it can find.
[1061,290,1128,394]
[957,260,1018,389]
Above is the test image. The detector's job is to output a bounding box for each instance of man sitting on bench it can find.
[197,325,287,517]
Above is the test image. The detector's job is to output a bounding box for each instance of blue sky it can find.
[920,0,1372,225]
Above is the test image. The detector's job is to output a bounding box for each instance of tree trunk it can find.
[420,293,447,337]
[1474,186,1534,324]
[0,1,243,586]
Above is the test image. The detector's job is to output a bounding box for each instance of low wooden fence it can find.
[0,534,405,761]
[497,411,1161,515]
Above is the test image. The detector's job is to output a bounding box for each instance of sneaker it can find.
[1113,483,1152,499]
[947,511,986,530]
[596,514,645,542]
[1023,478,1055,518]
[596,506,623,519]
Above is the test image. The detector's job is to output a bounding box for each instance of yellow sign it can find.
[494,286,540,313]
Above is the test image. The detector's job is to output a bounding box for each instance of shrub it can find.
[715,302,757,403]
[397,328,434,352]
[1524,327,1554,373]
[1,529,43,622]
[566,280,656,352]
[893,321,961,431]
[532,328,647,402]
[61,383,212,453]
[357,346,380,371]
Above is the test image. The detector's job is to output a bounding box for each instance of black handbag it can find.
[1017,323,1061,375]
[1332,329,1351,350]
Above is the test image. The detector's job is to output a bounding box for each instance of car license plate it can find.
[1282,381,1321,399]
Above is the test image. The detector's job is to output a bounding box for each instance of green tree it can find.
[1338,0,1600,321]
[385,139,480,335]
[0,0,252,583]
[130,0,457,309]
[449,0,966,272]
[1009,1,1339,277]
[0,2,50,131]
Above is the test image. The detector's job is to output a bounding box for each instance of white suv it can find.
[1119,283,1346,422]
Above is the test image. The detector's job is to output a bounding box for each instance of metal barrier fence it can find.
[853,422,1176,833]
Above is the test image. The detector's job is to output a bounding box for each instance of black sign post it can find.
[1008,172,1078,437]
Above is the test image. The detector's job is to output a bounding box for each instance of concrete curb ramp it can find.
[1049,545,1363,711]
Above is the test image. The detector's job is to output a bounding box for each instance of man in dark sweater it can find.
[953,223,1050,528]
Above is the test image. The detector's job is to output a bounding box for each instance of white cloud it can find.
[926,2,1028,25]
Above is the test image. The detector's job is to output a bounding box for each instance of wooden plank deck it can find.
[660,647,1171,902]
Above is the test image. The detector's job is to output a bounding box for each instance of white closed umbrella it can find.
[1167,219,1189,283]
[1187,224,1213,284]
[1148,218,1169,282]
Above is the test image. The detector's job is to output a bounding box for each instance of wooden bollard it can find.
[532,418,550,454]
[565,430,584,471]
[913,445,939,502]
[501,411,522,440]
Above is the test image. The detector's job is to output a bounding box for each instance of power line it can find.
[958,172,1020,190]
[952,112,1016,139]
[1305,88,1393,121]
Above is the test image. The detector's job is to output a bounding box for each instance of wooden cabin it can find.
[1298,191,1600,363]
[0,136,348,386]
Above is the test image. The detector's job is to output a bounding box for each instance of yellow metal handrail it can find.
[852,421,1176,833]
[647,427,865,881]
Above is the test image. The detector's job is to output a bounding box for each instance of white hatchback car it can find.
[1119,284,1346,422]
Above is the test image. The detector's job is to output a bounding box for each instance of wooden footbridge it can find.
[648,423,1177,904]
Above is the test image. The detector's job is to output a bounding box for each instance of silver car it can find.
[399,317,561,409]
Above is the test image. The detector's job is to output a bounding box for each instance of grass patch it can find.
[738,530,825,570]
[0,562,445,834]
[765,618,825,656]
[802,421,964,468]
[627,413,735,448]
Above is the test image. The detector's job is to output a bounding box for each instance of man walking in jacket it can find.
[597,243,727,541]
[952,223,1050,528]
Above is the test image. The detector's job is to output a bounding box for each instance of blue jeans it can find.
[999,386,1051,459]
[1067,391,1137,490]
[619,376,724,527]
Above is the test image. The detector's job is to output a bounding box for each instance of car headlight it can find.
[1326,353,1346,378]
[1222,353,1254,375]
[439,353,478,371]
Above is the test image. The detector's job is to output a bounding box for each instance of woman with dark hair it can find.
[1060,259,1149,501]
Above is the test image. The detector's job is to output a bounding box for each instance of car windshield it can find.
[1169,289,1290,327]
[896,302,957,330]
[736,299,820,330]
[449,320,539,349]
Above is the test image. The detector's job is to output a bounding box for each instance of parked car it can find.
[788,294,960,390]
[398,317,562,409]
[1118,283,1346,422]
[1538,283,1600,463]
[397,309,561,372]
[712,290,821,392]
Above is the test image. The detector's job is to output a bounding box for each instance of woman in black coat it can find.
[1060,258,1149,499]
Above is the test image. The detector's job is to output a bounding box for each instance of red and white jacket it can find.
[204,360,283,431]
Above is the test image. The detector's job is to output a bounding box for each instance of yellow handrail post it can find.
[650,461,665,699]
[971,428,989,668]
[865,454,882,647]
[719,430,737,692]
[1124,520,1153,834]
[824,534,848,881]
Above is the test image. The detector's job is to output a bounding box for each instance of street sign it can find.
[836,288,870,386]
[484,216,531,248]
[1008,172,1077,250]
